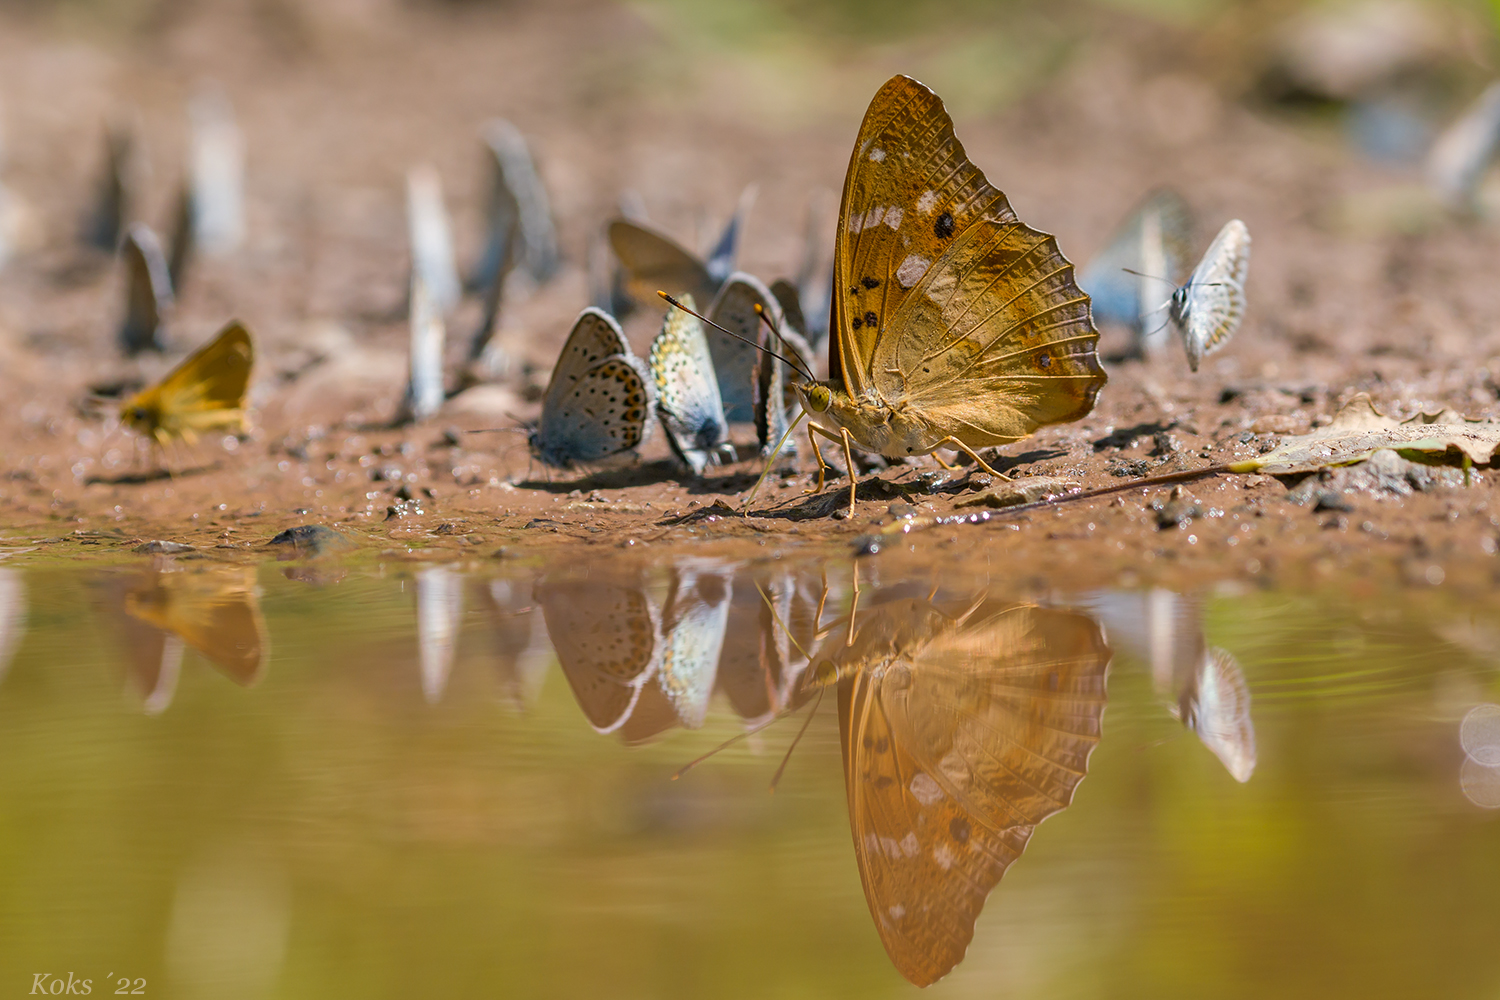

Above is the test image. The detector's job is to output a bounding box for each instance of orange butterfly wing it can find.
[124,568,268,686]
[835,600,1110,985]
[830,76,1105,443]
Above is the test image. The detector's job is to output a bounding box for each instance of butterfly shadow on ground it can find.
[742,477,922,522]
[513,458,692,494]
[86,463,219,485]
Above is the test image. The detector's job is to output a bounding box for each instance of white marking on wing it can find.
[909,772,944,805]
[932,843,955,870]
[869,148,886,163]
[888,904,905,920]
[883,206,903,229]
[917,190,938,214]
[899,832,920,857]
[896,254,931,289]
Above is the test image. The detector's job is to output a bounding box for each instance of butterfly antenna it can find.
[742,410,806,511]
[751,302,816,382]
[657,291,814,383]
[846,565,861,648]
[769,685,823,794]
[670,712,786,781]
[1121,266,1177,288]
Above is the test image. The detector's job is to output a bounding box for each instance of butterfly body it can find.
[1168,218,1250,372]
[529,308,654,469]
[804,76,1105,504]
[120,320,253,446]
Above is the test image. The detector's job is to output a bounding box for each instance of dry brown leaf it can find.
[1230,393,1500,475]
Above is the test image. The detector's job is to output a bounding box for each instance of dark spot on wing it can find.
[861,276,880,289]
[864,311,878,329]
[873,775,894,789]
[935,212,955,239]
[874,737,889,754]
[950,816,971,844]
[852,317,863,330]
[849,285,859,296]
[1038,353,1052,369]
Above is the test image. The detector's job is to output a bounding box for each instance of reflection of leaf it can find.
[1229,393,1500,475]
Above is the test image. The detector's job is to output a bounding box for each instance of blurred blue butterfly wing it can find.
[707,273,777,423]
[531,308,653,467]
[1078,189,1194,341]
[650,296,733,475]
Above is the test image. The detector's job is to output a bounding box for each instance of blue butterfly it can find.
[529,308,654,468]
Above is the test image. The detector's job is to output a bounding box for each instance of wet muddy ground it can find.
[3,0,1500,594]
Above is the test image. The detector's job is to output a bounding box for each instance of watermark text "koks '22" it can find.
[30,972,147,994]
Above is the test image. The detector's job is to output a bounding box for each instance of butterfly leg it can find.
[839,426,858,519]
[931,451,956,471]
[803,422,830,495]
[934,437,1011,481]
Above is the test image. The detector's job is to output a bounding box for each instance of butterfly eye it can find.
[131,407,149,422]
[806,385,832,412]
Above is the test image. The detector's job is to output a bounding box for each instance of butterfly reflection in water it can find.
[798,589,1110,986]
[91,567,269,713]
[536,560,733,742]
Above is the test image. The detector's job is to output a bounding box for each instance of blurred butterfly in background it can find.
[768,189,835,355]
[799,591,1110,986]
[400,272,447,423]
[406,164,462,316]
[650,294,734,475]
[1076,188,1194,357]
[536,560,733,742]
[472,118,560,291]
[1426,81,1500,214]
[528,307,654,469]
[120,319,254,447]
[606,184,756,315]
[795,75,1108,515]
[467,120,559,377]
[1168,219,1250,372]
[118,222,174,355]
[83,119,139,252]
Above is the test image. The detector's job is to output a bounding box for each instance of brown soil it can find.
[2,0,1499,596]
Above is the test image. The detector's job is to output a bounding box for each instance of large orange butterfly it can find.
[803,592,1110,985]
[796,76,1107,515]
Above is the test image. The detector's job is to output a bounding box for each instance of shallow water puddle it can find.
[1,555,1498,997]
